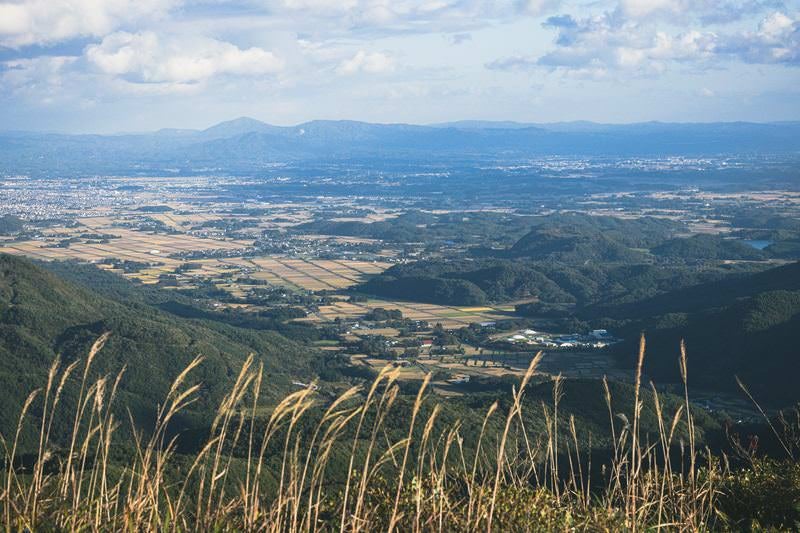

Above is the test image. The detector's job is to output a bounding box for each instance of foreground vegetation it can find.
[2,334,798,531]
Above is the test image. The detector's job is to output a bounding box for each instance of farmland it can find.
[246,257,388,291]
[0,177,520,342]
[305,299,510,329]
[10,170,795,395]
[1,151,796,419]
[0,219,250,283]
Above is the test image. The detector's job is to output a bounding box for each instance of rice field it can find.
[0,213,511,328]
[0,217,252,284]
[303,298,510,329]
[245,257,390,291]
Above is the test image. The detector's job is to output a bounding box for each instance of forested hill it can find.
[355,214,767,307]
[506,214,679,261]
[604,261,800,407]
[652,234,766,260]
[0,254,313,449]
[589,261,800,319]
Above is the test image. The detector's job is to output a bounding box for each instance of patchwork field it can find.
[0,207,516,330]
[0,217,252,283]
[246,257,391,291]
[303,298,511,329]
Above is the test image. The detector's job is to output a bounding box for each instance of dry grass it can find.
[1,334,734,531]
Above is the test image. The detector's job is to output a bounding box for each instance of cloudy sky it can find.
[0,0,798,132]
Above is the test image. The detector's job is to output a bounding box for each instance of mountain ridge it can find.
[2,118,800,176]
[4,116,799,137]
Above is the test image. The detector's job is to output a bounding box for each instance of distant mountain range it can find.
[2,117,800,176]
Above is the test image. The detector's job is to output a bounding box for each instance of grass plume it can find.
[1,334,796,531]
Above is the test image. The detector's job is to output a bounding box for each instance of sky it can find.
[0,0,799,132]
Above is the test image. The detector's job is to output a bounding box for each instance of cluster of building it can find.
[255,234,389,261]
[0,177,136,220]
[504,329,617,349]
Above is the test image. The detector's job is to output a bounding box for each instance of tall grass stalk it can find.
[0,335,736,531]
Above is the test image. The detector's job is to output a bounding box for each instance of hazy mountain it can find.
[199,116,290,140]
[431,120,539,130]
[2,119,800,176]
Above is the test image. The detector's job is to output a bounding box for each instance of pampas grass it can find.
[0,334,740,531]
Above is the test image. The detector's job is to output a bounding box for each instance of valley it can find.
[3,0,800,526]
[2,157,799,412]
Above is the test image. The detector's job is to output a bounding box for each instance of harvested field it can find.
[303,298,510,329]
[245,257,391,291]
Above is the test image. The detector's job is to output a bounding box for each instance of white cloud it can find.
[489,7,799,75]
[0,54,82,106]
[0,0,180,48]
[336,50,394,75]
[617,0,694,19]
[277,0,359,13]
[86,31,284,84]
[450,32,472,44]
[532,12,717,74]
[1,55,75,90]
[615,0,783,23]
[516,0,561,16]
[761,11,795,36]
[263,0,561,32]
[107,77,200,95]
[0,0,564,53]
[1,0,797,127]
[716,11,800,64]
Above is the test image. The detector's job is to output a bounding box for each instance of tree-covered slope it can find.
[0,215,24,235]
[507,214,680,261]
[652,234,765,260]
[589,261,800,319]
[357,259,575,306]
[605,262,800,406]
[358,255,759,308]
[0,254,314,448]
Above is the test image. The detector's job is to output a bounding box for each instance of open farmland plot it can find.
[349,353,530,390]
[93,228,250,254]
[147,213,201,231]
[245,257,392,291]
[0,219,253,282]
[304,298,510,329]
[329,210,400,223]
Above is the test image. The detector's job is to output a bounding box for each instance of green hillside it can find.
[0,254,314,449]
[604,262,800,406]
[590,261,800,318]
[359,255,759,308]
[652,233,765,260]
[505,214,678,262]
[358,259,573,306]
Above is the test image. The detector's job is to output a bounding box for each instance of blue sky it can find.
[0,0,798,132]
